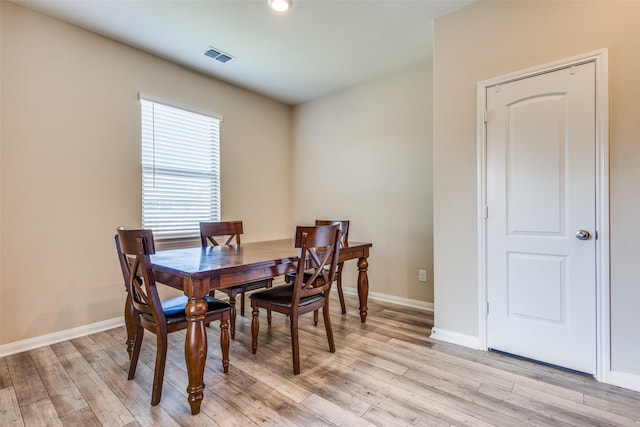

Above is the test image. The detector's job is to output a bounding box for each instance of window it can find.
[140,94,222,240]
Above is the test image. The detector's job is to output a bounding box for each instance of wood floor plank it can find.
[431,339,603,397]
[0,358,13,389]
[512,382,637,426]
[224,352,311,403]
[140,372,214,427]
[402,365,570,427]
[98,334,214,427]
[90,353,181,427]
[228,378,326,426]
[198,385,258,427]
[362,398,451,427]
[387,338,523,390]
[300,393,376,427]
[426,345,590,402]
[304,354,481,426]
[28,346,88,417]
[286,361,373,417]
[479,383,603,427]
[348,358,526,427]
[55,339,137,427]
[0,386,24,427]
[19,397,63,427]
[209,379,299,426]
[583,391,640,421]
[58,406,103,427]
[4,353,49,408]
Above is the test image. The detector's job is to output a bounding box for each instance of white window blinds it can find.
[140,95,221,240]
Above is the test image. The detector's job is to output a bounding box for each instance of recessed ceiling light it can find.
[268,0,292,13]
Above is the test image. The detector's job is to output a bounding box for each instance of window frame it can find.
[139,93,223,242]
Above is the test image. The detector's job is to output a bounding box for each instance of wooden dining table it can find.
[144,238,372,415]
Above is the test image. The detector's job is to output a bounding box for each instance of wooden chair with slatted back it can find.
[115,228,232,406]
[315,220,349,313]
[250,224,341,374]
[199,221,273,339]
[285,220,349,324]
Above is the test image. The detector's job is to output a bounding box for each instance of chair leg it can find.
[228,295,237,339]
[240,292,245,316]
[336,265,347,314]
[206,290,217,327]
[290,315,300,375]
[150,331,168,406]
[266,282,273,326]
[251,304,259,354]
[313,309,319,326]
[323,304,336,353]
[219,317,230,373]
[127,325,144,380]
[124,295,137,359]
[229,305,237,340]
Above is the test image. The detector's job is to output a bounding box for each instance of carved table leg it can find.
[357,257,369,323]
[185,296,208,415]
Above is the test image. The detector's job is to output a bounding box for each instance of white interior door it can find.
[486,62,597,374]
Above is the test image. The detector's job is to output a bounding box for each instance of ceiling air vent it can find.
[204,46,234,63]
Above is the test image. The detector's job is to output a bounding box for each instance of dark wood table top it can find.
[151,239,295,273]
[150,238,372,286]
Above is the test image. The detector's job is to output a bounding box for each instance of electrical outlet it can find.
[418,269,427,282]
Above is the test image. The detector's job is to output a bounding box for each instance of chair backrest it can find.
[315,220,349,248]
[292,224,341,303]
[115,228,165,324]
[200,221,243,247]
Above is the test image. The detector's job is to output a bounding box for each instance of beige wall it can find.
[292,61,434,303]
[0,3,292,345]
[0,2,436,347]
[433,1,640,375]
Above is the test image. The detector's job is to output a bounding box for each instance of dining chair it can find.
[285,220,350,323]
[115,228,232,406]
[199,220,273,339]
[314,220,349,313]
[249,224,341,375]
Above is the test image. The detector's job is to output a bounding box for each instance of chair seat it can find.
[285,270,329,284]
[220,278,273,297]
[249,284,324,309]
[142,295,232,325]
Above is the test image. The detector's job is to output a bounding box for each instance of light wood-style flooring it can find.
[2,292,639,426]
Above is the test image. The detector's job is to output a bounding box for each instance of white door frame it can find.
[476,49,610,382]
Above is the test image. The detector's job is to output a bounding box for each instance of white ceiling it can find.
[12,0,472,105]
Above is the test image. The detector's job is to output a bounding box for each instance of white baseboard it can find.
[605,369,640,393]
[340,286,434,312]
[429,327,481,349]
[0,317,124,358]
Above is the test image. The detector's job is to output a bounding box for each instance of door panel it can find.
[508,253,565,323]
[508,95,564,234]
[486,62,596,374]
